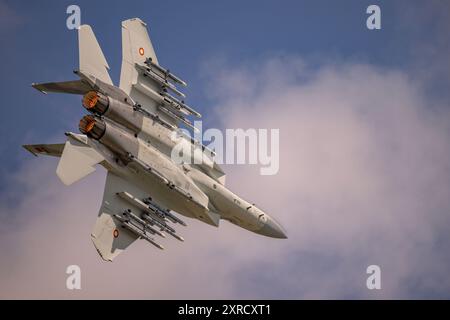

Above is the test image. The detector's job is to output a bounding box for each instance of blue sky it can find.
[1,1,450,299]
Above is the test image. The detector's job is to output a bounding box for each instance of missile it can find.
[160,98,190,117]
[166,215,186,226]
[164,211,187,227]
[116,191,169,225]
[144,57,188,87]
[116,191,185,241]
[124,204,184,241]
[142,213,175,233]
[133,103,177,131]
[136,63,186,98]
[113,214,164,250]
[116,187,188,230]
[165,229,184,242]
[141,213,183,242]
[158,105,199,132]
[143,197,187,226]
[161,96,190,117]
[123,209,166,238]
[132,79,200,127]
[145,70,186,98]
[160,91,201,118]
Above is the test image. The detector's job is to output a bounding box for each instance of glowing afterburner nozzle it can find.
[82,91,109,114]
[82,91,98,109]
[78,115,106,140]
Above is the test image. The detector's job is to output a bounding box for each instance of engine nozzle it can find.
[82,91,109,114]
[79,115,106,140]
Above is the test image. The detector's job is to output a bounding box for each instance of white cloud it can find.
[208,57,450,298]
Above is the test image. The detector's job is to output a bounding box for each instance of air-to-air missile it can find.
[114,212,165,250]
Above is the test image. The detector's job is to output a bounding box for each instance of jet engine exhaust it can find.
[82,91,109,114]
[82,91,141,133]
[78,115,138,158]
[79,115,106,140]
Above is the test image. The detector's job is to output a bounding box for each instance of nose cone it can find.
[257,216,288,239]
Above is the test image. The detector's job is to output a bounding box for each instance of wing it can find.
[91,171,186,261]
[23,143,65,157]
[119,18,199,130]
[91,171,141,262]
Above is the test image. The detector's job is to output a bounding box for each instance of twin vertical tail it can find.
[119,18,159,94]
[78,25,113,85]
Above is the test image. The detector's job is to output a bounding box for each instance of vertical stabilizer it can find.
[119,18,158,94]
[78,25,113,85]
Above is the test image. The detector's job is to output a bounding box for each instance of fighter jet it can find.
[23,18,287,261]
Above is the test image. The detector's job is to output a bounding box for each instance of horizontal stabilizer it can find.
[32,80,92,95]
[23,143,65,157]
[56,137,104,186]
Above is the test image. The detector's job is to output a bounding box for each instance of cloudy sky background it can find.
[0,0,449,299]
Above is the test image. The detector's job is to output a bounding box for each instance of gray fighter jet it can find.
[24,18,286,261]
